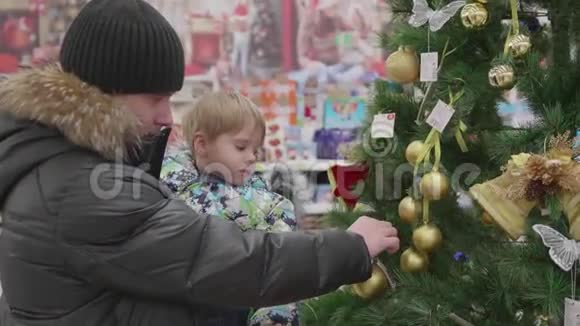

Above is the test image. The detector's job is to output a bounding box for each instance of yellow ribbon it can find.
[413,129,438,177]
[446,88,468,153]
[412,128,441,225]
[448,88,464,107]
[455,121,469,153]
[503,0,520,56]
[510,0,519,36]
[422,196,430,224]
[433,132,442,171]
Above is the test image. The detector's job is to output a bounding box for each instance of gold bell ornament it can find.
[351,261,394,300]
[488,65,515,89]
[562,192,580,240]
[412,223,443,253]
[400,247,429,273]
[508,34,532,58]
[461,3,489,29]
[405,140,428,166]
[385,47,420,84]
[420,171,450,201]
[469,168,536,240]
[481,211,494,225]
[471,133,580,240]
[398,196,422,224]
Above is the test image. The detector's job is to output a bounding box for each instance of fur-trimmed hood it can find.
[0,65,142,160]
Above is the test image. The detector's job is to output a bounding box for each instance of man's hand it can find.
[347,216,400,258]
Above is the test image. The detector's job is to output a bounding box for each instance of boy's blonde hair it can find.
[182,90,266,153]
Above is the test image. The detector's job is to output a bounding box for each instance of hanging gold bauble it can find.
[351,263,391,300]
[400,247,429,273]
[460,3,489,29]
[412,224,443,253]
[508,34,532,58]
[481,211,494,225]
[488,65,515,89]
[405,140,427,165]
[398,196,422,224]
[420,171,450,201]
[384,47,420,84]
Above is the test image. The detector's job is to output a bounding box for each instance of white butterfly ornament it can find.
[408,0,466,32]
[533,224,580,272]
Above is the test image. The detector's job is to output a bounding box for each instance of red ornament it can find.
[328,164,369,210]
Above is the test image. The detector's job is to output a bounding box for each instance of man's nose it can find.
[156,99,174,127]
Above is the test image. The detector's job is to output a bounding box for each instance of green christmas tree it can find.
[300,0,579,325]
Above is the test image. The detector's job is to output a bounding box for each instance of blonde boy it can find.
[160,91,299,326]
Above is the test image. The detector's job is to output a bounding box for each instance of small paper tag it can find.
[426,100,455,132]
[420,52,438,82]
[371,113,396,139]
[565,297,580,326]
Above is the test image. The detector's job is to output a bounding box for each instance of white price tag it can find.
[426,100,455,132]
[371,113,396,139]
[565,297,580,326]
[420,52,438,82]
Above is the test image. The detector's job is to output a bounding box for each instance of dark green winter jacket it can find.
[0,66,372,326]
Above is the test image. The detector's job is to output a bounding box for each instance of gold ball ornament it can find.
[385,47,419,84]
[420,171,450,201]
[488,65,515,89]
[400,247,429,273]
[508,34,532,58]
[351,263,391,300]
[398,196,422,224]
[405,140,427,165]
[461,3,489,29]
[412,224,443,253]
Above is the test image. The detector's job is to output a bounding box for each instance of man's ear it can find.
[192,132,208,157]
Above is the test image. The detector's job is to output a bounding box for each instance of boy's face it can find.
[198,122,262,186]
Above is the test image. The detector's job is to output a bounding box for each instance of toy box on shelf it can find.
[0,0,40,73]
[312,83,367,160]
[239,77,300,162]
[258,82,369,217]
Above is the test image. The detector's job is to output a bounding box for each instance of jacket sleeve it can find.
[55,163,372,308]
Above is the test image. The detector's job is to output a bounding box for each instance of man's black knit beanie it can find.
[59,0,184,94]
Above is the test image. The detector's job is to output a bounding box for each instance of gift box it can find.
[313,128,358,160]
[322,86,367,129]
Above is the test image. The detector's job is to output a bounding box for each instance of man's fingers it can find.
[384,237,400,254]
[382,226,397,237]
[380,221,393,228]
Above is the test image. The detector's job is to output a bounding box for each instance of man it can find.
[0,1,399,325]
